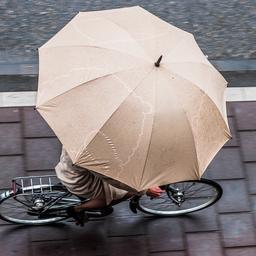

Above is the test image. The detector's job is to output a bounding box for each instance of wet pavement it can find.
[0,0,256,62]
[0,102,256,255]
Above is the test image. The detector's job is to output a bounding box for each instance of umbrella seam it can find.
[36,65,150,107]
[73,67,155,164]
[162,68,231,175]
[138,71,157,189]
[40,44,151,65]
[161,64,229,124]
[164,61,227,83]
[96,15,154,61]
[161,69,202,178]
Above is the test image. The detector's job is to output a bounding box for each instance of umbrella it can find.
[36,6,231,192]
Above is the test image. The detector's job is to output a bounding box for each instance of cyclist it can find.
[55,147,164,226]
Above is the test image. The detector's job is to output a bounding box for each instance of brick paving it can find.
[0,103,256,255]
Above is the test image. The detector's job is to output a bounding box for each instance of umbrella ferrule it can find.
[154,55,163,67]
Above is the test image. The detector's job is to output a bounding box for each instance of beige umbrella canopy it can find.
[36,6,231,192]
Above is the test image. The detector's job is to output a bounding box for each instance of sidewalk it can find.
[0,102,256,256]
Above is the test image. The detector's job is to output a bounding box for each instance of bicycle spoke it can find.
[137,179,222,216]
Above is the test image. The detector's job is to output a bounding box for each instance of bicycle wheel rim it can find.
[0,190,68,225]
[137,179,222,216]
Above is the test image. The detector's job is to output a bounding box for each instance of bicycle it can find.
[0,175,222,225]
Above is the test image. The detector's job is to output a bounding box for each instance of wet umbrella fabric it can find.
[36,6,231,191]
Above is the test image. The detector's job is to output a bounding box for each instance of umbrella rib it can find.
[164,61,217,75]
[36,65,149,108]
[162,64,229,121]
[41,44,151,64]
[163,62,227,95]
[138,72,157,189]
[98,15,152,60]
[162,67,231,173]
[161,69,201,178]
[74,67,155,164]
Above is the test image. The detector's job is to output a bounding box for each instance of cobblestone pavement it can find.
[0,0,256,63]
[1,102,256,255]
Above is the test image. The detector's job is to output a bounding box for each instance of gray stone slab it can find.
[23,107,56,137]
[149,252,186,256]
[246,163,256,194]
[183,204,219,232]
[240,132,256,162]
[217,180,250,213]
[0,75,37,92]
[206,148,244,180]
[107,216,145,237]
[31,241,72,256]
[223,71,256,87]
[0,107,20,122]
[214,60,256,72]
[233,102,256,130]
[0,123,22,155]
[0,155,24,188]
[146,217,184,251]
[0,225,29,256]
[226,247,256,256]
[220,213,256,247]
[29,225,69,242]
[24,138,61,170]
[68,221,108,256]
[108,236,147,256]
[186,232,223,256]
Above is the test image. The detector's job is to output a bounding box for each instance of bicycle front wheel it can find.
[0,187,79,225]
[137,179,222,216]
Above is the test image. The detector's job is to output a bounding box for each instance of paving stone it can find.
[217,180,250,213]
[225,247,256,256]
[224,117,239,147]
[233,102,256,130]
[146,217,184,251]
[29,224,69,242]
[23,107,56,137]
[69,221,108,256]
[183,204,218,232]
[0,123,22,155]
[220,213,256,247]
[249,195,256,225]
[24,138,61,170]
[0,156,24,188]
[240,132,256,162]
[0,107,20,122]
[111,200,144,218]
[0,225,29,256]
[149,252,185,256]
[31,241,72,256]
[26,170,55,176]
[186,232,223,256]
[107,216,145,237]
[206,148,244,180]
[108,236,147,256]
[226,102,234,117]
[246,163,256,194]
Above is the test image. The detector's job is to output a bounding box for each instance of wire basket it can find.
[12,175,61,195]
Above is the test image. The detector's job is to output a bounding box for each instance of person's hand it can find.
[146,187,164,198]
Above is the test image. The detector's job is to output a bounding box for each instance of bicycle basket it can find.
[11,175,63,195]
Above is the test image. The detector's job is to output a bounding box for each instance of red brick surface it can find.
[0,103,256,256]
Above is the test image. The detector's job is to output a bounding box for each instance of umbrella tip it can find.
[154,55,163,67]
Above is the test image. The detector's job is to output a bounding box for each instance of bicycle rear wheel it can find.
[0,186,79,225]
[136,179,222,216]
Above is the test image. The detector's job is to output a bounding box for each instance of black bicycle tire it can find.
[0,187,70,225]
[136,178,223,216]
